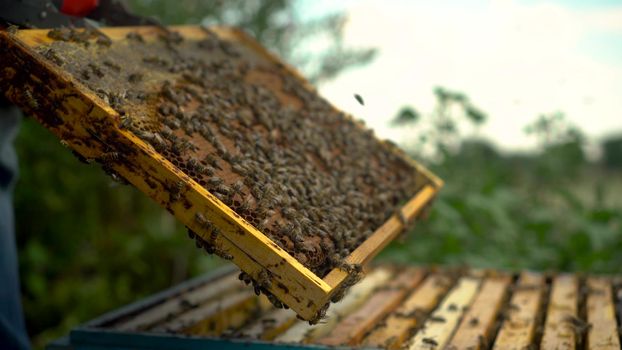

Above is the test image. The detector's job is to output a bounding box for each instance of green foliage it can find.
[380,88,622,274]
[602,134,622,170]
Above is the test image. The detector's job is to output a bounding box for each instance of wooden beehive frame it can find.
[0,26,443,321]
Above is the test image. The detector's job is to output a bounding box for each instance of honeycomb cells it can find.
[40,28,422,277]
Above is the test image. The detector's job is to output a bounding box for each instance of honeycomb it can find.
[35,27,422,279]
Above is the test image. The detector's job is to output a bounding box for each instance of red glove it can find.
[59,0,100,17]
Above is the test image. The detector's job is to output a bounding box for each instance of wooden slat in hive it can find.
[316,267,425,347]
[540,274,579,350]
[273,267,392,344]
[0,26,442,322]
[362,273,453,349]
[586,278,621,350]
[446,275,511,350]
[113,272,242,331]
[151,288,260,335]
[237,308,297,340]
[407,277,480,350]
[492,272,545,350]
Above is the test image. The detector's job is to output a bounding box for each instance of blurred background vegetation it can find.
[11,0,622,348]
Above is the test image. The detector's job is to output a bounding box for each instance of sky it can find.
[299,0,622,154]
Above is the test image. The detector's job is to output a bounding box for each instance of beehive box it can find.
[0,26,442,322]
[47,264,622,350]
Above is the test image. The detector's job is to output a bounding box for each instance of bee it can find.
[267,293,284,309]
[195,239,203,249]
[231,163,247,176]
[169,181,185,201]
[210,227,220,242]
[200,165,214,177]
[429,315,446,323]
[118,115,133,129]
[309,304,329,325]
[448,303,458,311]
[563,315,591,334]
[238,197,252,213]
[256,270,271,289]
[100,152,120,162]
[219,252,233,260]
[207,176,223,187]
[126,31,144,42]
[41,48,63,66]
[231,180,244,195]
[187,158,201,171]
[88,63,104,78]
[469,317,479,326]
[187,229,196,239]
[238,272,252,285]
[128,73,143,83]
[103,60,121,72]
[395,208,408,226]
[194,212,212,229]
[96,35,112,47]
[7,25,19,35]
[204,154,222,170]
[24,90,39,110]
[422,337,438,347]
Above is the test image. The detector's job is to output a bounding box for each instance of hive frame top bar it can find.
[0,25,442,321]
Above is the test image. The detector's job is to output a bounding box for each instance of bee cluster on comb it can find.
[26,26,428,320]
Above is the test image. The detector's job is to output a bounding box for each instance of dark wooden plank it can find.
[151,289,259,335]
